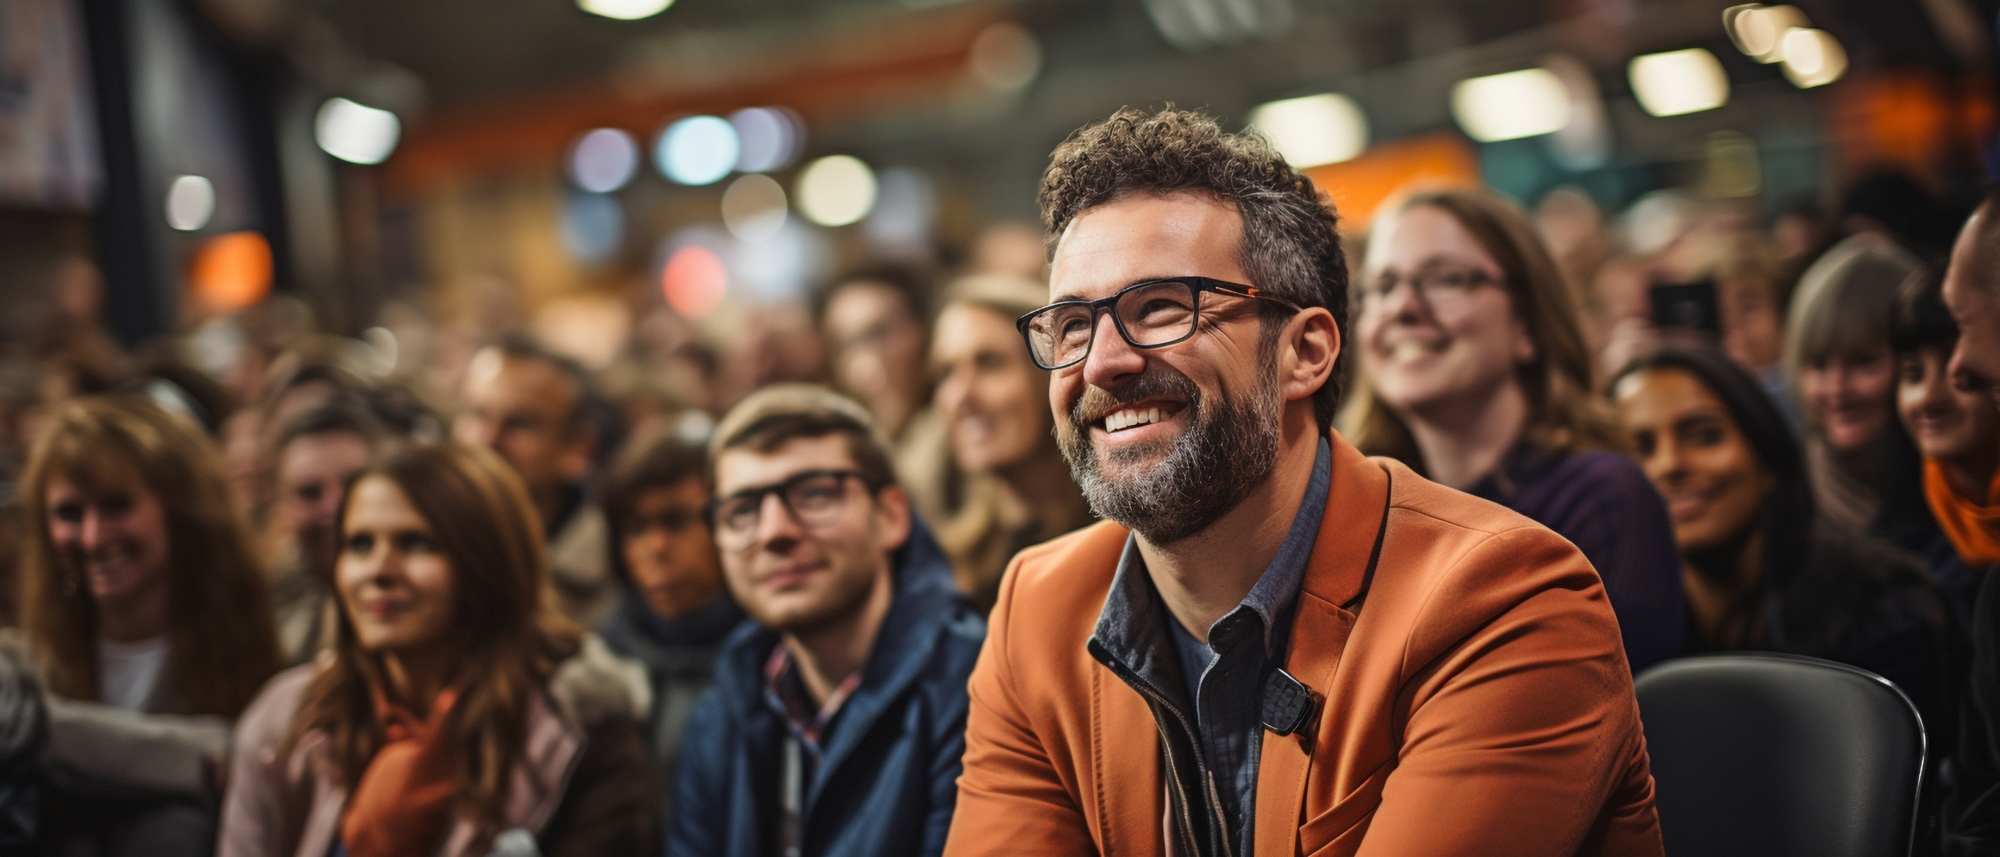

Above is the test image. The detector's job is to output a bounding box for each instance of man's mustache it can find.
[1068,368,1201,427]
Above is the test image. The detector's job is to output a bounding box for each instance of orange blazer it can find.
[943,431,1663,856]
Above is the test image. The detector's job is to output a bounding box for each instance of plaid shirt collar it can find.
[762,645,862,754]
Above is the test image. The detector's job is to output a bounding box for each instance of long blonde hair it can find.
[1344,188,1623,465]
[19,396,280,717]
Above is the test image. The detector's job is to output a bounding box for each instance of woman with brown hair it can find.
[12,395,281,857]
[1346,188,1684,671]
[218,441,653,857]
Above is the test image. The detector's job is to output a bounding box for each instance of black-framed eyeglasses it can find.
[1015,276,1302,371]
[705,469,884,552]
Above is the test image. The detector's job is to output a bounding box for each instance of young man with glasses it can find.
[943,108,1660,856]
[671,384,985,857]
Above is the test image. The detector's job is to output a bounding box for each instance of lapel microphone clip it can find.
[1260,667,1315,736]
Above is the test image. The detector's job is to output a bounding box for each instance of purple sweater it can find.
[1466,445,1687,672]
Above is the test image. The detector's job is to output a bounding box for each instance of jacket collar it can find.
[710,516,969,802]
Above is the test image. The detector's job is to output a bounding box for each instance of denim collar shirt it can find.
[1089,436,1332,857]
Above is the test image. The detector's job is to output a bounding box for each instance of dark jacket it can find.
[1947,564,2000,856]
[670,520,984,857]
[1466,445,1686,672]
[599,593,743,831]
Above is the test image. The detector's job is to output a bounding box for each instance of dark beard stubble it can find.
[1059,364,1282,545]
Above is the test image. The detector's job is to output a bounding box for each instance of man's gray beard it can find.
[1060,368,1282,545]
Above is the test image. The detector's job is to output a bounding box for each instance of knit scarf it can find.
[1923,458,2000,567]
[340,687,460,857]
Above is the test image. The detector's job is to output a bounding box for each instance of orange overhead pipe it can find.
[381,8,1003,196]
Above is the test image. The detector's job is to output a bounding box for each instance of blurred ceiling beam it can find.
[379,6,1003,196]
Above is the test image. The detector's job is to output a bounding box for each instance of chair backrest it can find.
[1635,652,1925,857]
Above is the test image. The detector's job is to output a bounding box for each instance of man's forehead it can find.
[1049,193,1245,300]
[714,434,859,492]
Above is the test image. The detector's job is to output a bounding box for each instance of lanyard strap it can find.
[781,735,803,857]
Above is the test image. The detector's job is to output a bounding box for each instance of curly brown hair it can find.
[1038,106,1350,428]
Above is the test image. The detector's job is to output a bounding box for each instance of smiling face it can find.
[45,466,172,617]
[1898,345,1999,465]
[712,434,906,635]
[1614,367,1772,553]
[1799,346,1896,452]
[1358,204,1534,419]
[1046,193,1285,544]
[931,303,1051,474]
[336,475,457,657]
[1944,210,2000,398]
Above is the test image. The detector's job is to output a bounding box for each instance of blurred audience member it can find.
[672,385,982,857]
[265,400,386,664]
[219,442,654,857]
[1348,188,1685,671]
[817,266,953,521]
[1786,234,1941,557]
[221,358,367,527]
[453,336,615,627]
[597,423,742,828]
[1941,190,2000,855]
[16,396,281,857]
[1892,271,1993,630]
[1841,171,1966,262]
[1535,186,1608,303]
[928,275,1091,612]
[1612,347,1951,724]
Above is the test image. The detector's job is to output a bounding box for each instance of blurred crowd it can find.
[0,136,1994,855]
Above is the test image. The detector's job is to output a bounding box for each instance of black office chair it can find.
[1635,652,1926,857]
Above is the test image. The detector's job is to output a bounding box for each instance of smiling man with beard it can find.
[941,108,1662,857]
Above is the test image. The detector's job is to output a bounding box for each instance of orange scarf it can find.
[341,687,460,857]
[1923,458,2000,567]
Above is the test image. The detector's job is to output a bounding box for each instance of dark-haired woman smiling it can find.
[219,443,654,857]
[1612,347,1951,723]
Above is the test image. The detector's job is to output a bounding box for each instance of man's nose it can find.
[1080,311,1144,390]
[752,492,804,549]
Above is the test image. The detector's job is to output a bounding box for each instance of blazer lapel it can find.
[1253,431,1389,853]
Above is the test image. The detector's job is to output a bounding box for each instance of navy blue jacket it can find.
[668,520,985,857]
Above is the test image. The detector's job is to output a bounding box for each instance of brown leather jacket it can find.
[943,431,1663,856]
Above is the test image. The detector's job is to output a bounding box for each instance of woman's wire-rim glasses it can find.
[1014,276,1302,371]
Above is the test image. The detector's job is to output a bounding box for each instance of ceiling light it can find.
[1248,93,1368,168]
[578,0,673,21]
[1780,28,1848,88]
[1725,5,1809,63]
[568,128,639,193]
[315,97,401,165]
[730,107,804,173]
[968,23,1042,92]
[1450,68,1571,142]
[1628,48,1731,117]
[795,155,877,227]
[661,245,726,317]
[165,175,215,231]
[656,116,738,186]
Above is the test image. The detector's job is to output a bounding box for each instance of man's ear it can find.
[873,483,913,554]
[1279,308,1340,404]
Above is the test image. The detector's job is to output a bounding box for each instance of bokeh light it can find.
[1780,28,1848,88]
[560,192,625,264]
[165,175,215,231]
[188,231,273,312]
[662,245,727,317]
[578,0,674,20]
[730,107,805,173]
[721,174,788,243]
[1248,93,1368,168]
[795,155,877,227]
[657,116,740,186]
[1450,69,1570,142]
[568,128,639,193]
[968,23,1042,92]
[1725,4,1809,63]
[1629,48,1731,117]
[315,97,401,165]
